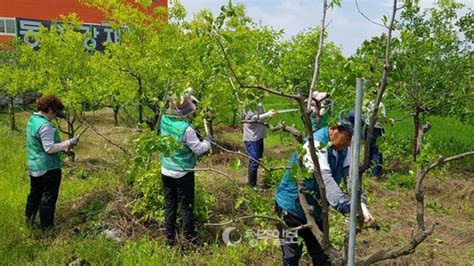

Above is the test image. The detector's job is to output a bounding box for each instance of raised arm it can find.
[183,127,210,156]
[38,124,76,154]
[302,142,351,214]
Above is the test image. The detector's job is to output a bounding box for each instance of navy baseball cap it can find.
[339,111,355,137]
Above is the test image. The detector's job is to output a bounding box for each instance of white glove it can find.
[361,203,374,224]
[312,91,328,102]
[389,118,395,126]
[68,136,80,146]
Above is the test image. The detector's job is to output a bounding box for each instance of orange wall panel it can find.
[0,0,167,47]
[0,0,167,23]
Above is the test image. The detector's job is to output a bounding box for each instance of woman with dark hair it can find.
[25,95,79,230]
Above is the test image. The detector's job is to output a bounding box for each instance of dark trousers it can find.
[275,203,330,266]
[25,169,62,230]
[162,172,196,243]
[244,139,264,187]
[365,127,384,177]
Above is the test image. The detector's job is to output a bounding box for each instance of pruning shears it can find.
[275,108,299,114]
[64,125,90,160]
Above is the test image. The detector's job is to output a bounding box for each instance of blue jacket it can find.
[275,127,351,222]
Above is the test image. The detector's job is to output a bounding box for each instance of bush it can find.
[384,172,416,190]
[128,131,216,223]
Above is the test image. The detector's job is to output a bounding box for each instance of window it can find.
[0,18,16,35]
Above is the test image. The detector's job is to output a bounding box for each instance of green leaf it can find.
[230,158,242,170]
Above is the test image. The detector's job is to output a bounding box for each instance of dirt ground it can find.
[55,109,474,265]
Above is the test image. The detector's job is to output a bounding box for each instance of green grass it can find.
[387,110,474,157]
[0,104,472,264]
[0,112,278,265]
[0,113,122,264]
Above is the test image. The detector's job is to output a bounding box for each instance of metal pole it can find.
[347,78,364,265]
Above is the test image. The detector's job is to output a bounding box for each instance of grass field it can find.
[0,107,472,265]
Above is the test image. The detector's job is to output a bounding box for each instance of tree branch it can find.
[211,140,272,172]
[415,122,432,156]
[415,151,474,231]
[269,121,304,144]
[356,0,399,255]
[358,224,436,265]
[204,215,286,227]
[183,167,239,189]
[358,148,473,264]
[79,118,132,157]
[355,0,388,29]
[307,0,328,111]
[241,119,303,144]
[212,33,299,100]
[360,0,398,175]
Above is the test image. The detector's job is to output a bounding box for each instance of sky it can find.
[179,0,473,56]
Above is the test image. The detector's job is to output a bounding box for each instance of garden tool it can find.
[275,108,299,114]
[203,118,213,154]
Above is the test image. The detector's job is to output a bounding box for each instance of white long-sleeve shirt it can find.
[242,107,272,142]
[364,101,386,128]
[302,140,367,213]
[161,126,210,178]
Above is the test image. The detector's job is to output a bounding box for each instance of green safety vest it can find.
[160,115,196,171]
[26,114,64,172]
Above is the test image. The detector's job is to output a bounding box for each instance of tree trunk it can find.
[231,107,238,128]
[412,107,420,162]
[146,111,160,131]
[113,104,120,126]
[205,111,214,137]
[66,112,77,162]
[22,93,28,111]
[137,77,143,124]
[9,96,17,131]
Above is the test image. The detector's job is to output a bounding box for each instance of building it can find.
[0,0,167,49]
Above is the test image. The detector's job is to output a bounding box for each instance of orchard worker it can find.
[159,94,211,246]
[25,95,79,230]
[242,103,277,192]
[274,113,374,265]
[363,86,394,180]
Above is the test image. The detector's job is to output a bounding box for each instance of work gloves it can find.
[68,136,80,146]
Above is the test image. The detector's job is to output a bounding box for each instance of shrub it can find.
[128,131,216,223]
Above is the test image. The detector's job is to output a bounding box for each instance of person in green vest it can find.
[159,94,211,246]
[25,95,79,230]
